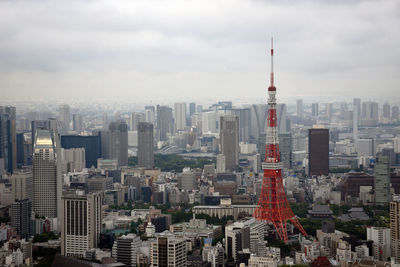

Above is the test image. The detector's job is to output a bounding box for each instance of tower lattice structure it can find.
[254,39,308,243]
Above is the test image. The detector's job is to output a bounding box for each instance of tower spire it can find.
[270,37,274,87]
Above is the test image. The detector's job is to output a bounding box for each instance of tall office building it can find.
[233,108,251,143]
[391,197,400,263]
[367,227,391,261]
[33,129,62,219]
[61,135,101,168]
[102,113,109,130]
[356,139,375,157]
[277,104,289,133]
[189,102,196,117]
[220,115,239,172]
[279,132,292,169]
[174,103,187,131]
[353,98,361,119]
[129,112,145,131]
[151,236,187,267]
[325,103,333,120]
[296,99,303,118]
[374,156,390,204]
[145,106,156,125]
[311,103,319,117]
[138,122,154,169]
[393,106,400,121]
[156,105,173,141]
[353,101,359,141]
[108,120,128,167]
[361,101,379,126]
[112,234,142,266]
[10,199,33,239]
[58,104,71,133]
[72,114,83,133]
[0,106,16,173]
[61,192,102,257]
[308,128,329,176]
[250,104,268,141]
[178,171,197,191]
[11,170,33,202]
[383,102,391,118]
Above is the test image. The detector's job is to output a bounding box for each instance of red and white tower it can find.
[253,39,308,243]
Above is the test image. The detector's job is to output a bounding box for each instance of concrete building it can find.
[202,242,224,267]
[112,233,142,266]
[356,139,375,158]
[220,115,239,172]
[156,105,173,141]
[129,112,145,131]
[61,192,102,257]
[279,132,292,169]
[248,254,279,267]
[63,148,85,173]
[10,199,33,239]
[366,227,390,261]
[138,122,154,169]
[33,129,62,219]
[58,104,71,133]
[0,106,16,173]
[11,170,33,201]
[108,120,128,167]
[374,156,390,204]
[296,99,303,118]
[174,103,187,131]
[72,114,83,133]
[390,196,400,263]
[308,128,329,176]
[225,221,250,262]
[312,103,319,117]
[178,169,197,191]
[151,236,187,267]
[216,154,225,173]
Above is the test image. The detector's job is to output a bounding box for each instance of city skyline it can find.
[0,0,399,102]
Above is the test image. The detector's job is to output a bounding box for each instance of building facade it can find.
[308,128,329,176]
[138,122,154,169]
[220,115,239,172]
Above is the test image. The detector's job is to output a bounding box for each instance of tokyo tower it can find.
[253,39,308,243]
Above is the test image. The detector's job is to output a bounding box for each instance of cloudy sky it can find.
[0,0,399,103]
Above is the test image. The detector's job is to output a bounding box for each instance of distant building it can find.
[0,106,16,173]
[151,236,187,267]
[11,170,33,202]
[308,128,329,176]
[174,102,187,131]
[58,104,71,133]
[311,103,319,117]
[112,233,142,266]
[10,199,33,239]
[138,122,154,169]
[220,115,239,172]
[156,105,173,141]
[374,156,390,204]
[367,227,390,261]
[61,135,101,168]
[61,192,102,257]
[279,132,292,169]
[108,120,128,167]
[296,99,303,118]
[178,170,197,191]
[72,114,83,133]
[391,197,400,263]
[33,129,62,219]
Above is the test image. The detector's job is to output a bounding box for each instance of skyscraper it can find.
[325,103,333,120]
[138,122,154,169]
[108,120,128,167]
[10,199,33,239]
[296,99,303,118]
[353,101,359,141]
[174,103,187,131]
[189,102,196,117]
[311,103,319,117]
[276,104,288,133]
[383,102,391,118]
[33,129,62,219]
[374,156,390,204]
[72,114,83,133]
[0,106,16,173]
[58,104,71,133]
[279,132,292,169]
[308,128,329,176]
[61,191,102,257]
[233,108,251,143]
[129,112,145,131]
[250,104,268,141]
[156,105,173,141]
[353,98,361,119]
[11,170,33,202]
[220,115,239,172]
[145,106,156,124]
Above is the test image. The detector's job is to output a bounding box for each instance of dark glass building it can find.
[61,135,101,168]
[308,128,329,176]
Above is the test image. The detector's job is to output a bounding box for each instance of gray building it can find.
[138,122,154,169]
[220,115,239,172]
[108,120,128,167]
[0,106,16,173]
[279,132,292,169]
[72,114,83,133]
[112,233,142,267]
[178,171,197,191]
[233,108,250,143]
[156,105,173,141]
[374,156,390,204]
[58,104,71,133]
[11,170,33,202]
[10,199,33,239]
[33,129,62,219]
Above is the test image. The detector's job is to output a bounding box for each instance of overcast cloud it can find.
[0,0,399,103]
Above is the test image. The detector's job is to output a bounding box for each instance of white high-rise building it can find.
[58,104,71,132]
[356,139,375,157]
[33,129,62,219]
[112,233,142,266]
[353,102,359,141]
[174,103,187,131]
[61,192,102,257]
[394,137,400,153]
[296,99,303,118]
[367,227,390,261]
